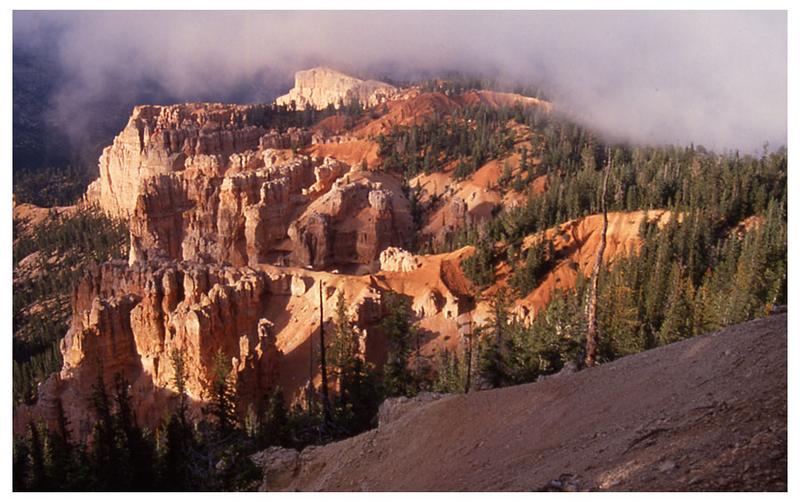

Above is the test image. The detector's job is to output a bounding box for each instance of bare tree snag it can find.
[464,308,473,394]
[319,280,332,425]
[307,303,315,410]
[585,149,612,368]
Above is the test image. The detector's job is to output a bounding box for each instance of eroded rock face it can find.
[288,175,414,271]
[259,128,312,150]
[16,83,469,442]
[17,253,433,439]
[86,103,273,216]
[128,155,317,267]
[276,67,398,111]
[26,259,283,439]
[380,247,421,272]
[88,103,412,271]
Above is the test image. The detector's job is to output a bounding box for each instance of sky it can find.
[13,10,787,153]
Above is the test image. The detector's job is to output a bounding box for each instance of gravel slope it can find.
[264,313,787,491]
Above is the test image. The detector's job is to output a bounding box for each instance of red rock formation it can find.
[13,93,422,437]
[86,103,272,216]
[288,172,414,272]
[127,155,316,266]
[17,71,559,442]
[86,102,413,271]
[18,259,282,438]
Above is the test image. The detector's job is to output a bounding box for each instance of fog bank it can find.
[13,10,787,155]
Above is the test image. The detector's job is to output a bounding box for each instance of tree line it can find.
[13,289,426,491]
[13,206,129,405]
[376,103,521,179]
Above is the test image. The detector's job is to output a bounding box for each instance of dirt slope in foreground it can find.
[269,313,787,491]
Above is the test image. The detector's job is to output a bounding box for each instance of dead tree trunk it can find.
[307,313,314,411]
[464,310,473,394]
[585,149,612,368]
[319,280,332,425]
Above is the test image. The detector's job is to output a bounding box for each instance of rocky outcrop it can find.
[128,154,317,267]
[276,67,398,111]
[129,161,412,270]
[252,447,302,491]
[24,261,283,437]
[85,102,413,271]
[379,247,421,272]
[86,103,275,216]
[25,259,282,439]
[18,74,507,442]
[258,128,313,150]
[376,392,447,427]
[288,174,414,271]
[304,157,351,198]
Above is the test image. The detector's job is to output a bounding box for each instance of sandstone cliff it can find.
[288,171,414,272]
[18,259,279,437]
[86,103,275,216]
[276,67,398,111]
[16,248,482,438]
[85,101,412,270]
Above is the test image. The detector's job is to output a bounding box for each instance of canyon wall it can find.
[86,104,272,216]
[18,69,558,440]
[24,259,278,438]
[86,101,412,270]
[19,85,433,438]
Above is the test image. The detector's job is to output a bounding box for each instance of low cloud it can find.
[13,10,787,154]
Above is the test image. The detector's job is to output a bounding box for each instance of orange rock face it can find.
[20,260,279,438]
[19,97,420,438]
[84,101,412,270]
[288,171,414,272]
[86,104,273,216]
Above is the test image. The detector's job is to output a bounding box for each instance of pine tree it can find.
[161,412,195,490]
[13,435,31,491]
[509,238,549,296]
[498,161,513,188]
[207,350,237,435]
[262,387,289,447]
[461,237,494,288]
[171,347,189,422]
[326,292,381,432]
[161,347,195,490]
[27,422,47,490]
[329,291,359,378]
[88,368,119,490]
[598,267,643,358]
[43,399,79,490]
[657,264,695,345]
[584,149,611,367]
[382,292,416,397]
[433,348,466,393]
[479,289,512,387]
[113,373,156,490]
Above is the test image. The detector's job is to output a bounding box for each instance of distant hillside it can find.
[258,313,787,491]
[12,43,72,171]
